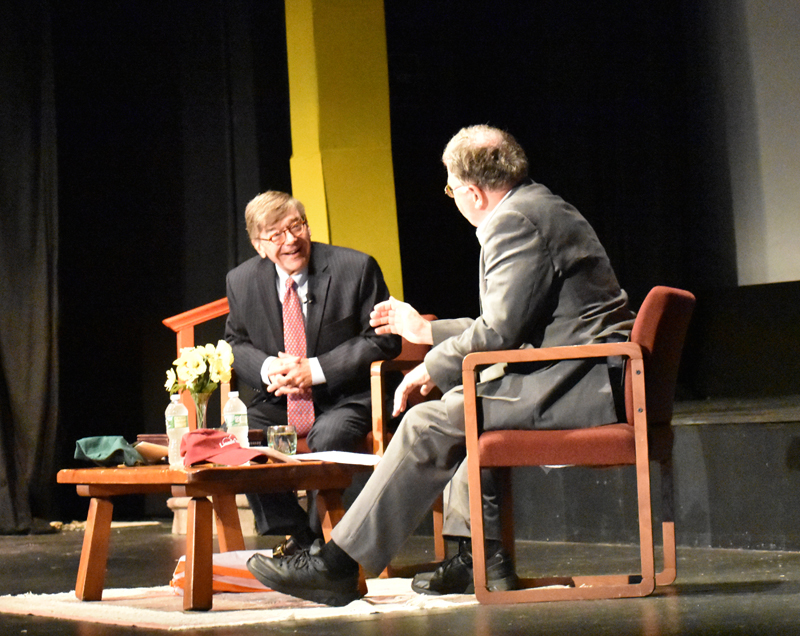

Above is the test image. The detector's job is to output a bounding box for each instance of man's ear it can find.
[472,186,488,210]
[252,239,267,259]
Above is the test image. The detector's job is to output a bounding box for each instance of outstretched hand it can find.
[392,363,437,417]
[370,296,433,345]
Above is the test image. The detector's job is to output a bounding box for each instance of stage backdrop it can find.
[0,1,60,534]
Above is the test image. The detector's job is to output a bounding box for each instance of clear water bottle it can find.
[223,391,249,447]
[165,394,189,468]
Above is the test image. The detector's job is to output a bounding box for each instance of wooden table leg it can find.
[315,489,345,541]
[184,496,214,611]
[316,489,368,596]
[211,494,246,553]
[75,497,113,601]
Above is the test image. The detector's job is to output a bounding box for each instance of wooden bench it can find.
[57,461,371,611]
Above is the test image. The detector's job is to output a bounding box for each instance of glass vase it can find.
[191,391,213,429]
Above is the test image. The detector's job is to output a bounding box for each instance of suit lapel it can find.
[306,247,330,356]
[255,258,283,348]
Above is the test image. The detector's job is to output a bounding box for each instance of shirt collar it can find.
[275,265,309,298]
[476,187,516,246]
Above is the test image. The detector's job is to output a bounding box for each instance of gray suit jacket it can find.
[426,181,635,430]
[224,242,402,423]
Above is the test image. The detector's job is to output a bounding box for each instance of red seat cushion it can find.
[478,424,636,468]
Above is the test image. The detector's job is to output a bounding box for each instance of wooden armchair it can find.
[164,301,447,563]
[162,299,419,455]
[461,286,695,604]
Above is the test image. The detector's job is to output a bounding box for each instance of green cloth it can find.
[74,436,145,467]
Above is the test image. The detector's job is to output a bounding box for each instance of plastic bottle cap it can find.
[229,391,239,398]
[170,394,180,401]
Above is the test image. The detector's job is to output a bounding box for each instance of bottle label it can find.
[224,413,248,428]
[166,415,189,431]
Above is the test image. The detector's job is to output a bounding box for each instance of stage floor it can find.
[3,520,800,635]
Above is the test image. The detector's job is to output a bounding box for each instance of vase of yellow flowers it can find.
[165,340,234,429]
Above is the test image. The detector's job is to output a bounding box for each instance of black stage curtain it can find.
[0,1,60,533]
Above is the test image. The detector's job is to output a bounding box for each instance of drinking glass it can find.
[268,425,297,455]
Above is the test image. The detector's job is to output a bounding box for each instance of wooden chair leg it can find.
[496,468,515,563]
[75,497,113,601]
[657,521,677,586]
[184,496,214,611]
[656,459,677,586]
[212,494,246,552]
[432,494,445,561]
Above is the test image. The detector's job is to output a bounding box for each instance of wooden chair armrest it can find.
[461,341,649,467]
[370,357,428,455]
[162,297,230,333]
[163,298,231,428]
[462,341,643,373]
[370,358,423,377]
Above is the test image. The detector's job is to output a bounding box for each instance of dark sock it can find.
[319,540,360,576]
[485,539,503,556]
[449,536,470,555]
[294,526,319,547]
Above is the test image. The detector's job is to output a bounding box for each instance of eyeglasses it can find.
[444,183,469,198]
[257,219,307,246]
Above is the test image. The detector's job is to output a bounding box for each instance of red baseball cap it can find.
[180,429,267,467]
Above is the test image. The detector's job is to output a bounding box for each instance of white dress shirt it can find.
[260,265,326,386]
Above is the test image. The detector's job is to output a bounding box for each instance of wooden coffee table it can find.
[57,461,372,610]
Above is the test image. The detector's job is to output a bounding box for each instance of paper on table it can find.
[293,451,381,466]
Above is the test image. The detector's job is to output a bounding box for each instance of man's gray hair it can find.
[245,191,307,240]
[442,125,528,191]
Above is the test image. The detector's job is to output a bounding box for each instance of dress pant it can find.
[331,392,470,574]
[247,398,371,537]
[332,361,623,574]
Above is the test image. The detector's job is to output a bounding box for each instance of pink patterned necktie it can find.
[283,278,314,436]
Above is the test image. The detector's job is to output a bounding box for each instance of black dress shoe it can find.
[247,540,362,607]
[411,539,518,595]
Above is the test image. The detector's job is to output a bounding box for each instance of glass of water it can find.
[268,425,297,455]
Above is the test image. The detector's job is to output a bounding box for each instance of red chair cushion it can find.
[478,424,636,468]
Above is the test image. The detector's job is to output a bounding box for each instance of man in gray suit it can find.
[246,126,636,606]
[225,191,401,554]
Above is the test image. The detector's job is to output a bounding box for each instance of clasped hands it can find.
[266,352,312,396]
[369,297,437,417]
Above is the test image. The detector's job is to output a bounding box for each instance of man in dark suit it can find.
[225,191,401,554]
[246,126,636,606]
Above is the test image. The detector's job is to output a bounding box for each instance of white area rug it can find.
[0,578,477,631]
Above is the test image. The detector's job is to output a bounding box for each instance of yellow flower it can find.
[208,340,233,384]
[175,347,207,383]
[209,357,231,384]
[216,340,234,366]
[164,368,177,392]
[166,341,234,396]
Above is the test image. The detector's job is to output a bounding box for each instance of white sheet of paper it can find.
[293,451,381,466]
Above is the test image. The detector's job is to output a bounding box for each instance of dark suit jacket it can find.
[427,180,636,430]
[224,242,402,425]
